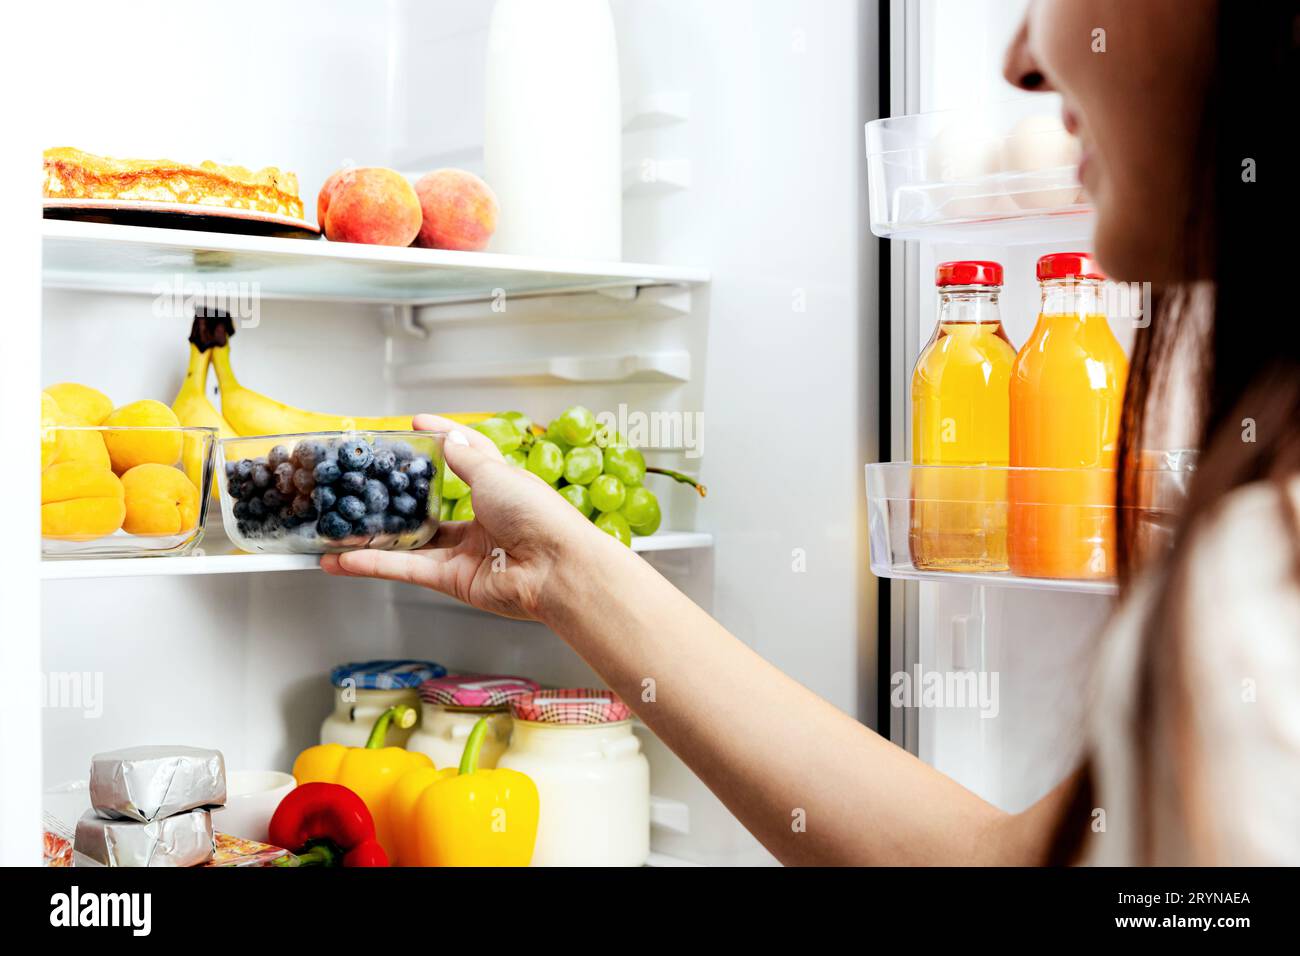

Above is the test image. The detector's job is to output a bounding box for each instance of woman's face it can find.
[1003,0,1216,281]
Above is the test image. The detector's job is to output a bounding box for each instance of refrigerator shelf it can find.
[866,96,1095,244]
[866,460,1194,594]
[41,529,715,580]
[41,220,710,306]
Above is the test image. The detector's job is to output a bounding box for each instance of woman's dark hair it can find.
[1047,1,1300,864]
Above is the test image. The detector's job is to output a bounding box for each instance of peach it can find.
[413,169,499,251]
[42,460,126,539]
[121,463,201,536]
[318,167,422,246]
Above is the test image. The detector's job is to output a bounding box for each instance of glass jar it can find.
[406,675,540,769]
[497,689,649,867]
[318,660,447,747]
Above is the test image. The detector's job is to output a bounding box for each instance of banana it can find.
[209,344,490,437]
[172,344,238,493]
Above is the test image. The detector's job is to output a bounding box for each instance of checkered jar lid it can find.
[510,688,632,725]
[418,674,540,710]
[330,660,447,690]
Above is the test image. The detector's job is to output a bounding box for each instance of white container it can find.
[407,707,513,769]
[484,0,622,260]
[319,687,421,748]
[211,771,296,844]
[498,690,649,867]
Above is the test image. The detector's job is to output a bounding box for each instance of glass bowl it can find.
[41,425,217,558]
[217,431,445,554]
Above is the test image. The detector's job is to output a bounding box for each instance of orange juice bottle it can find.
[910,260,1016,571]
[1008,252,1128,579]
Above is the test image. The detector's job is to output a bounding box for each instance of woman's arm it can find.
[324,418,1066,865]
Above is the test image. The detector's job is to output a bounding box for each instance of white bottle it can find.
[484,0,622,260]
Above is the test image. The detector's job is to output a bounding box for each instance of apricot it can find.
[413,169,499,251]
[41,393,67,469]
[318,167,422,246]
[102,400,183,473]
[43,383,113,426]
[42,460,125,539]
[121,463,201,536]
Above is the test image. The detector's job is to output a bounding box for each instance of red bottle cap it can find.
[935,260,1003,287]
[1037,252,1105,281]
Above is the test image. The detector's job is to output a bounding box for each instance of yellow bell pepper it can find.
[292,704,432,862]
[389,717,539,867]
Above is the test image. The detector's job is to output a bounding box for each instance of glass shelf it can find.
[865,460,1194,594]
[41,219,710,305]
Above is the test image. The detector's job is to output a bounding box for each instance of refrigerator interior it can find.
[33,0,879,867]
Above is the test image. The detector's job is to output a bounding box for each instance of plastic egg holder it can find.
[217,430,445,554]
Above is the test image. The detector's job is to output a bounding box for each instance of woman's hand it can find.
[320,414,613,621]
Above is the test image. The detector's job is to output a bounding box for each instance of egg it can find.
[1004,114,1083,209]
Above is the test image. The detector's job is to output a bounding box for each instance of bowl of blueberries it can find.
[217,431,444,554]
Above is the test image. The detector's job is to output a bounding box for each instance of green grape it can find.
[558,483,593,518]
[620,486,661,536]
[602,445,646,486]
[505,449,528,468]
[543,421,572,456]
[563,445,603,485]
[442,466,470,500]
[500,411,533,439]
[589,474,626,513]
[474,417,523,455]
[554,405,597,446]
[593,423,625,449]
[452,494,475,521]
[594,510,632,547]
[439,498,454,521]
[526,440,565,484]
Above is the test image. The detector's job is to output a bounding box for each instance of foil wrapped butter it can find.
[89,746,227,823]
[74,808,215,867]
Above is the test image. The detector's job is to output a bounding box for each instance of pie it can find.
[43,146,304,219]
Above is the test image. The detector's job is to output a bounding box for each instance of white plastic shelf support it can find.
[392,350,692,387]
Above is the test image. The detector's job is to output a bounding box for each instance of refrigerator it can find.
[10,0,1126,867]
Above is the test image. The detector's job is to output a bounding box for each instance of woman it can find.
[324,0,1299,865]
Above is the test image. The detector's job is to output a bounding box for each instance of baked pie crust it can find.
[43,146,304,220]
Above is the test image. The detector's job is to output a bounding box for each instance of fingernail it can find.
[448,430,469,446]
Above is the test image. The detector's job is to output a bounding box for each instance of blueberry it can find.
[240,479,259,500]
[292,494,319,520]
[390,493,417,517]
[386,470,410,494]
[293,468,316,494]
[310,485,336,513]
[247,498,266,518]
[263,489,287,509]
[356,514,385,537]
[338,440,373,471]
[224,462,238,481]
[318,511,352,539]
[337,495,367,521]
[268,445,291,468]
[368,448,396,478]
[294,441,329,470]
[274,462,296,495]
[339,471,366,495]
[390,442,415,462]
[411,476,430,500]
[404,457,431,480]
[405,516,424,532]
[314,459,341,485]
[384,513,407,534]
[235,459,255,481]
[252,463,272,489]
[233,500,250,520]
[363,479,390,514]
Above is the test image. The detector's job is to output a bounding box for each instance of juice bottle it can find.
[910,260,1016,571]
[1008,252,1128,579]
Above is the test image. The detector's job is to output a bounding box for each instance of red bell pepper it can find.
[269,782,390,867]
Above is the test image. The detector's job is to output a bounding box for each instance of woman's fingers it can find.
[324,547,458,593]
[412,414,504,461]
[441,433,505,487]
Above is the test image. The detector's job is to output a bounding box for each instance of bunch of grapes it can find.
[439,405,703,547]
